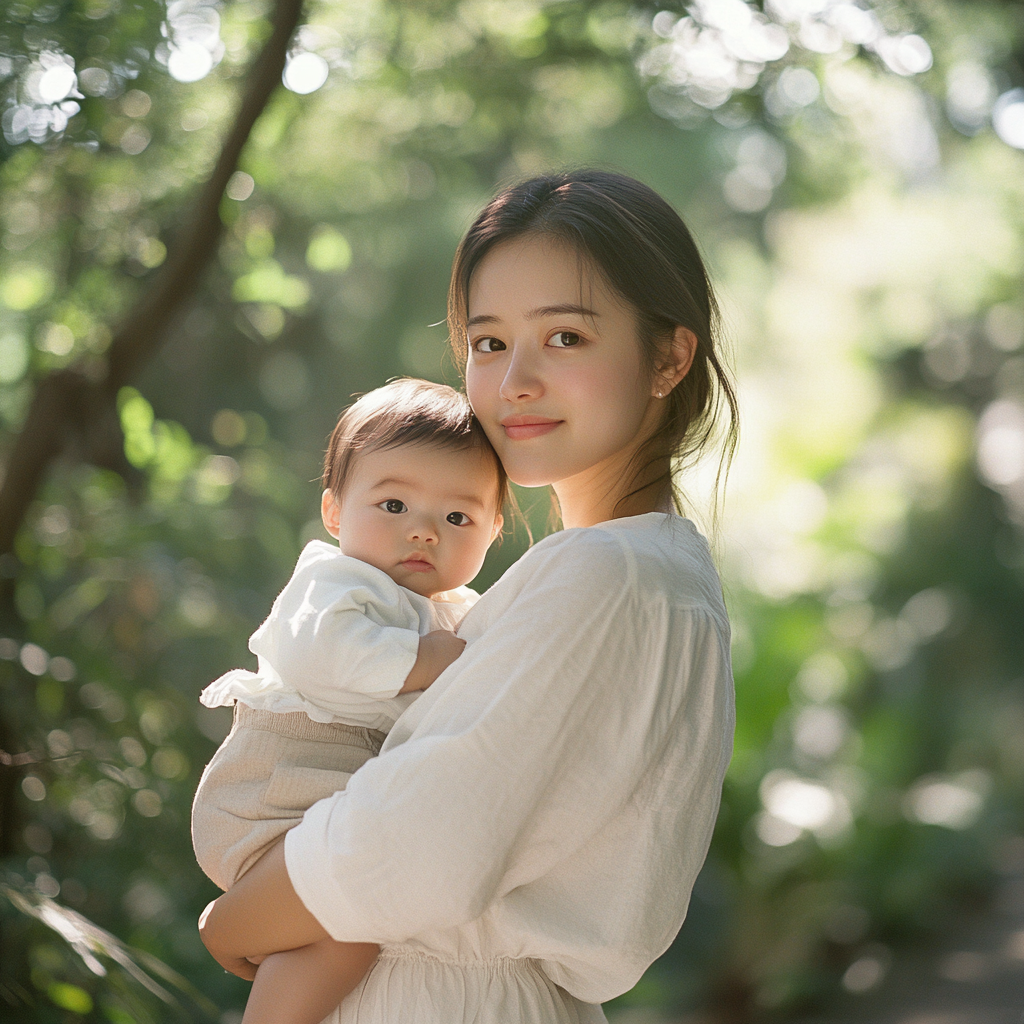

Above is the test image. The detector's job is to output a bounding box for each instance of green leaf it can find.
[48,982,93,1014]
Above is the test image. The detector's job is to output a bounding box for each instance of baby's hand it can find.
[400,630,466,693]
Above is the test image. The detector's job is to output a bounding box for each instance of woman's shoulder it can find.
[531,511,707,562]
[514,514,725,614]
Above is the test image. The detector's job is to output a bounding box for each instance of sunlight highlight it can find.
[284,52,331,94]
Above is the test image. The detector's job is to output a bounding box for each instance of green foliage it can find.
[1,0,1022,1020]
[1,874,219,1021]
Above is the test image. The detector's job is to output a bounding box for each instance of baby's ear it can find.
[321,489,342,539]
[490,513,504,542]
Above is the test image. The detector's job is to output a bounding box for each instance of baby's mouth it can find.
[400,557,435,572]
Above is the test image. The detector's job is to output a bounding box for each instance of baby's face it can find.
[322,444,503,598]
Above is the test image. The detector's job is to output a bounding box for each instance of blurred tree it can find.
[0,0,303,562]
[0,2,304,895]
[0,1,1021,1021]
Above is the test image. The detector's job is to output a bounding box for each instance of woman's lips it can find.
[501,416,561,440]
[400,559,435,573]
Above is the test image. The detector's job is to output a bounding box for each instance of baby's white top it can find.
[285,514,735,1005]
[200,540,479,733]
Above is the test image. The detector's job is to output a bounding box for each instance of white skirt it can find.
[324,947,608,1024]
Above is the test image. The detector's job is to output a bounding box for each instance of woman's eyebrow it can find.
[526,303,599,320]
[467,304,598,328]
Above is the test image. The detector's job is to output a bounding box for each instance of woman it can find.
[200,169,738,1023]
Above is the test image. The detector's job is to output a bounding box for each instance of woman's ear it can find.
[652,326,698,398]
[321,489,341,539]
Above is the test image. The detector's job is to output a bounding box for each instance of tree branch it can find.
[105,0,305,389]
[0,0,305,561]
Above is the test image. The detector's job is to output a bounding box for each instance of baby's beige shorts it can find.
[191,704,387,891]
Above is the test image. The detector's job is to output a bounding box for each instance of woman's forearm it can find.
[199,839,331,978]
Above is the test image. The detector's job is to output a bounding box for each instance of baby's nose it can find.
[408,520,438,543]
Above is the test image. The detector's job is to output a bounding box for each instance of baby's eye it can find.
[548,331,582,348]
[380,500,407,514]
[446,511,471,526]
[472,337,506,353]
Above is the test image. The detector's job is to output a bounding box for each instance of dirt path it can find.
[792,870,1024,1024]
[609,858,1024,1024]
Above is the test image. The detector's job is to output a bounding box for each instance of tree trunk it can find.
[0,0,306,856]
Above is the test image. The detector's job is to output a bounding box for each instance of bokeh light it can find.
[225,171,255,201]
[993,88,1024,150]
[168,42,215,84]
[163,0,224,84]
[283,52,330,95]
[37,64,77,104]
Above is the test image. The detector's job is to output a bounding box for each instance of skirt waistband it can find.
[378,946,542,974]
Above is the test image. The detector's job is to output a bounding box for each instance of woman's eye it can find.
[472,337,506,353]
[381,500,407,514]
[548,331,582,348]
[446,511,471,526]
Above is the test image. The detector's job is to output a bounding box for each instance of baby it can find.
[191,378,505,1024]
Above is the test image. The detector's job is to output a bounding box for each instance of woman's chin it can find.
[503,468,560,489]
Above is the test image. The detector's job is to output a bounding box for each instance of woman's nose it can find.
[499,347,544,402]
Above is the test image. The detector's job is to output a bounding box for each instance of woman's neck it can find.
[553,455,673,529]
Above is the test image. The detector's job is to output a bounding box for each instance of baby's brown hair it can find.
[322,378,508,514]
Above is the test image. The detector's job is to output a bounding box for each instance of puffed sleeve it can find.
[284,527,733,943]
[252,543,423,714]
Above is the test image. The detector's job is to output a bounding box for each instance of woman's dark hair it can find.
[447,169,738,523]
[323,378,507,513]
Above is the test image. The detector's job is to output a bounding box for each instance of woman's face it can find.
[465,233,659,498]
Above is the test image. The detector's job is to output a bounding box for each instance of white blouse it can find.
[285,515,734,1019]
[199,540,478,732]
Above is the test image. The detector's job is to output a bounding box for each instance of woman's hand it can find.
[197,838,331,977]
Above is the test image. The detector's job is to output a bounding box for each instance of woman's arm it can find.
[199,840,329,977]
[278,527,732,945]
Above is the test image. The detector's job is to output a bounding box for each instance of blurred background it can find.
[0,1,1022,1021]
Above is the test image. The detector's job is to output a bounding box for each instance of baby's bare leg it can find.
[241,940,379,1024]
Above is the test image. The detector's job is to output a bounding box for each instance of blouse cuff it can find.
[284,796,362,943]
